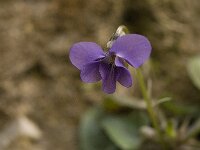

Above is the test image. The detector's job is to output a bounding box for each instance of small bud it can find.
[107,25,129,48]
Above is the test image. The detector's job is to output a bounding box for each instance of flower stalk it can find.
[136,69,166,149]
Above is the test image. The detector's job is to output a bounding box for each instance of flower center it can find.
[104,52,116,65]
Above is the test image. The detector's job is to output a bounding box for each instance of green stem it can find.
[136,69,166,149]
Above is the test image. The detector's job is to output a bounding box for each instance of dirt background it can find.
[0,0,200,150]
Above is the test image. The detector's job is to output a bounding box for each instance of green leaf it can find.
[165,120,176,139]
[104,94,146,110]
[102,112,148,150]
[187,56,200,90]
[79,108,119,150]
[161,101,199,117]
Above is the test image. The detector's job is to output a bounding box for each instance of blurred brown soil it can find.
[0,0,123,150]
[0,0,200,150]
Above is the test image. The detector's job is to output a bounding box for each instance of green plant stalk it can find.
[136,69,166,149]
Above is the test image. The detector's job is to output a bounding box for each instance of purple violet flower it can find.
[69,34,152,94]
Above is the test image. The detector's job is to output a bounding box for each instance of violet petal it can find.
[69,42,105,70]
[110,34,152,68]
[99,63,117,94]
[80,62,102,83]
[115,57,132,87]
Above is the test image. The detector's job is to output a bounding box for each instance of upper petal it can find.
[110,34,152,68]
[80,62,101,83]
[69,42,105,70]
[99,63,117,94]
[115,58,132,88]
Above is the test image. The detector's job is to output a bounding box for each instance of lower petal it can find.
[80,62,101,83]
[116,67,132,87]
[99,63,117,94]
[115,57,132,87]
